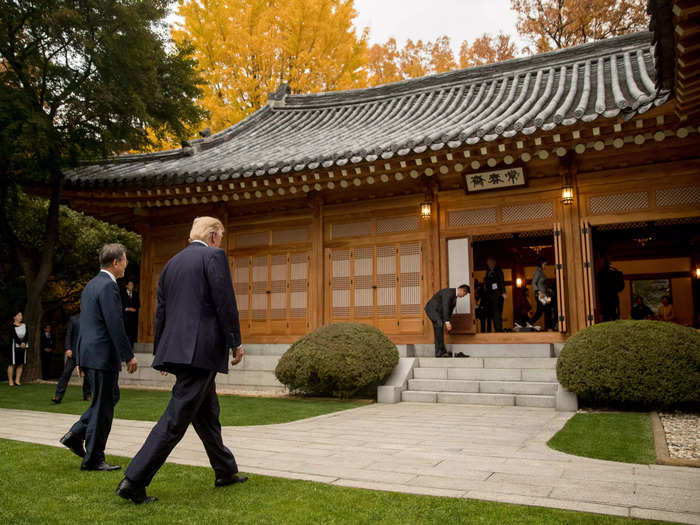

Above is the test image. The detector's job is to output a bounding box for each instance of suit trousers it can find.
[430,319,447,356]
[68,368,119,468]
[486,293,504,332]
[125,368,237,486]
[55,356,91,400]
[41,350,53,380]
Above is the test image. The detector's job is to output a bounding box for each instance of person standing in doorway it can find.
[59,243,138,471]
[425,285,470,357]
[484,257,506,332]
[40,324,55,380]
[52,313,92,403]
[7,311,28,386]
[597,256,624,322]
[116,217,245,504]
[529,257,553,330]
[121,280,140,347]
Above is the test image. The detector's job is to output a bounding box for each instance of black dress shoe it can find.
[215,474,248,487]
[59,432,85,458]
[83,395,91,401]
[115,477,157,504]
[52,398,61,404]
[81,461,121,471]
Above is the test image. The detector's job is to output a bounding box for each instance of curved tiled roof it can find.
[67,32,668,188]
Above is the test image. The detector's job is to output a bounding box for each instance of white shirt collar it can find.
[100,269,117,283]
[191,240,208,247]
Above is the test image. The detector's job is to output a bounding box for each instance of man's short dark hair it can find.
[458,284,470,293]
[99,243,126,268]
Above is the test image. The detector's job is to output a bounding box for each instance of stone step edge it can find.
[402,390,556,398]
[409,378,558,385]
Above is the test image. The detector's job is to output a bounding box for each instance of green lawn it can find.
[0,383,367,426]
[547,412,656,464]
[0,439,670,525]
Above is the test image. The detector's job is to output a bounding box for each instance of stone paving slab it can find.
[1,403,699,524]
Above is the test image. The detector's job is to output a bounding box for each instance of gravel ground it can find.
[659,412,699,460]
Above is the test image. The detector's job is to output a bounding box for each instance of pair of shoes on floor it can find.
[215,474,248,488]
[436,352,452,358]
[81,461,121,471]
[454,352,470,358]
[116,477,157,504]
[59,432,85,458]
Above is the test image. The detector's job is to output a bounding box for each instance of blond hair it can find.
[189,216,224,243]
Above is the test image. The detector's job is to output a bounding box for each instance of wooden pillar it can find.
[427,185,441,338]
[134,219,152,344]
[560,169,587,335]
[309,195,324,329]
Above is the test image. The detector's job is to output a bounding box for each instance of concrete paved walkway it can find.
[1,403,699,524]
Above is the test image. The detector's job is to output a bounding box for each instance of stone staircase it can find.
[401,344,559,408]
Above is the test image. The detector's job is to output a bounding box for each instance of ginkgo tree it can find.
[173,0,369,134]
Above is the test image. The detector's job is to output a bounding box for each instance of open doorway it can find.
[470,229,561,333]
[583,218,700,327]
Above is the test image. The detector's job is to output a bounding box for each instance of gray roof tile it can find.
[67,32,668,188]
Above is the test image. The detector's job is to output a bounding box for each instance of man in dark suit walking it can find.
[116,217,245,505]
[120,280,140,346]
[52,313,92,403]
[59,244,138,471]
[425,285,470,357]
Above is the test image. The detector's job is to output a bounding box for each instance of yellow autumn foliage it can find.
[172,0,369,134]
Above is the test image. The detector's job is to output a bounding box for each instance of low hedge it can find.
[557,320,700,409]
[275,323,399,398]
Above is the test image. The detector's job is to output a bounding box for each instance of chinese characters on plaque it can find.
[465,167,526,193]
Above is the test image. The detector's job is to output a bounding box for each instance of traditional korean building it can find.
[61,21,700,360]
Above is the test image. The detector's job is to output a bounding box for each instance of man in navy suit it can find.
[116,217,245,504]
[59,243,138,471]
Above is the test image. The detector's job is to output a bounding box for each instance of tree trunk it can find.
[22,286,44,381]
[16,169,63,381]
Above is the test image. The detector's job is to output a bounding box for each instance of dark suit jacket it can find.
[76,271,134,372]
[484,266,505,295]
[64,314,80,353]
[41,331,55,351]
[120,289,140,312]
[152,242,241,374]
[425,288,458,323]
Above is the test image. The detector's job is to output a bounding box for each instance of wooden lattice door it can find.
[328,242,423,334]
[232,252,310,335]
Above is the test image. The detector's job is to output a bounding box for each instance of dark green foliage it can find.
[275,323,399,398]
[557,320,700,409]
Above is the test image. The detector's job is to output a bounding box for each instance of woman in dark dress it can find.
[8,311,28,386]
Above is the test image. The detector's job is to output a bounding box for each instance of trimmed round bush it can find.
[557,320,700,409]
[275,322,399,398]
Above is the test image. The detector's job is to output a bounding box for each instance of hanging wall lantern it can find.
[561,183,574,205]
[515,277,523,288]
[420,200,432,220]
